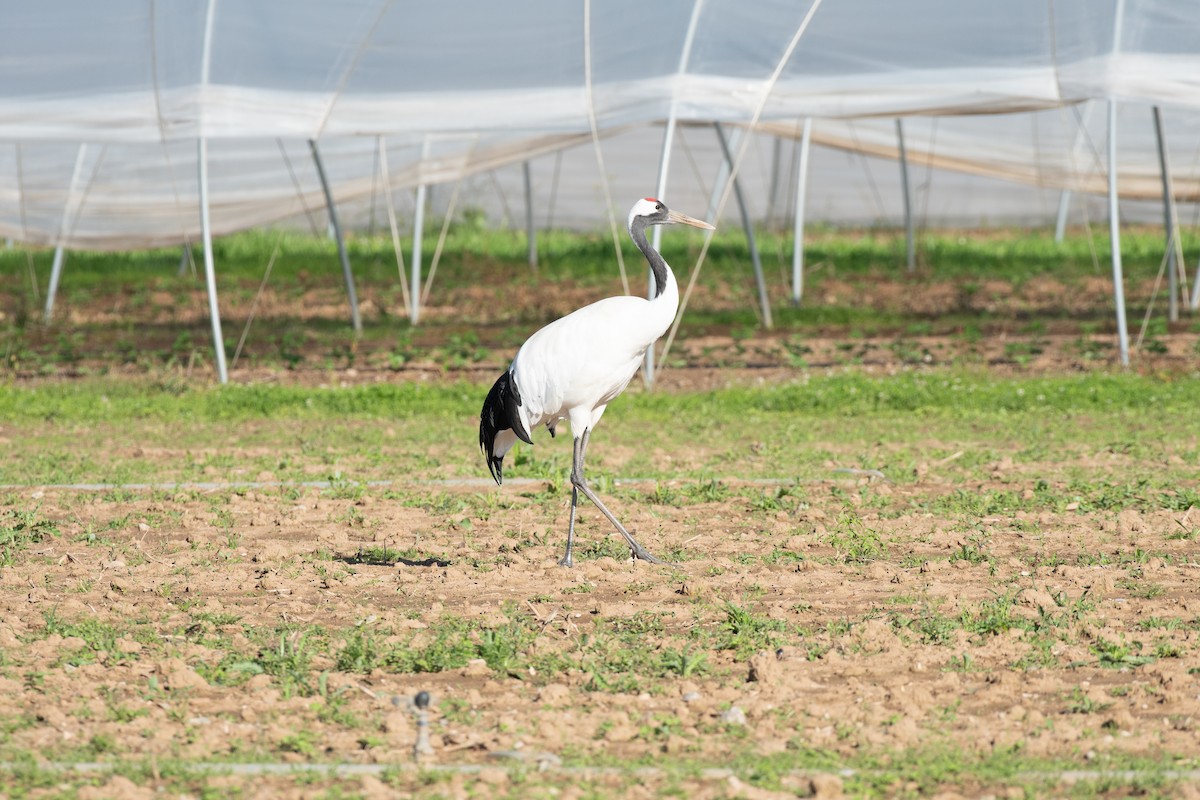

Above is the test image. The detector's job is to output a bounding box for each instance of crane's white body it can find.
[479,198,712,566]
[505,270,677,455]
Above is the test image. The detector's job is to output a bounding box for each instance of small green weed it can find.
[1092,636,1155,669]
[0,507,59,566]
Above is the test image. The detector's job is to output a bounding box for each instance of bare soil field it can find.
[2,254,1200,797]
[3,466,1199,798]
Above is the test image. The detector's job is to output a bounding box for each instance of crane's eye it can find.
[655,203,664,211]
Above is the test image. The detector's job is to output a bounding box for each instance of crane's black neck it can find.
[630,218,669,298]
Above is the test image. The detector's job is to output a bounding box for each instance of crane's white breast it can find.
[511,295,658,429]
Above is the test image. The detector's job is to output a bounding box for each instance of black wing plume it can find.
[479,370,533,485]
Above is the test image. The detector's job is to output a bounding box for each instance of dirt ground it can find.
[3,265,1200,797]
[3,437,1200,797]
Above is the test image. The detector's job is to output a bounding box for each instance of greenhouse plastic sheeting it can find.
[2,0,1199,247]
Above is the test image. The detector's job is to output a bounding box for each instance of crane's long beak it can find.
[666,210,715,231]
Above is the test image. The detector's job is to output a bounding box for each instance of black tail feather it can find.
[486,452,504,485]
[479,370,532,485]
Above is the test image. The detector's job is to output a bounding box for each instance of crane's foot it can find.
[557,554,574,568]
[630,546,671,566]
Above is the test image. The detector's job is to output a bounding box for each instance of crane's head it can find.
[628,198,715,233]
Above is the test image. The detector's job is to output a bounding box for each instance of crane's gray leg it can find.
[559,465,578,566]
[569,428,666,565]
[559,429,595,566]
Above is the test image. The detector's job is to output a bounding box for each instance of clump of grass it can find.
[960,592,1026,638]
[0,507,59,566]
[201,626,322,696]
[716,603,790,656]
[1064,686,1111,715]
[824,514,887,563]
[889,606,959,646]
[1091,636,1155,669]
[35,611,123,664]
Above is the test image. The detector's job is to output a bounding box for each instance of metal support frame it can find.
[1107,101,1130,367]
[409,137,431,325]
[523,161,537,271]
[644,117,680,389]
[705,125,737,224]
[1152,107,1181,322]
[895,119,915,272]
[45,247,67,322]
[308,139,362,335]
[1054,102,1101,245]
[198,138,229,384]
[1193,259,1200,312]
[792,117,813,307]
[714,122,772,329]
[44,144,89,322]
[411,183,427,325]
[377,136,412,318]
[642,0,705,388]
[195,0,227,382]
[178,242,194,277]
[1053,191,1072,243]
[767,135,784,228]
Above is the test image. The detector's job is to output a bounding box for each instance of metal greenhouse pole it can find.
[195,0,227,382]
[1053,191,1072,243]
[1152,107,1182,322]
[645,0,705,388]
[523,161,537,271]
[44,250,67,322]
[1107,0,1130,364]
[377,137,412,318]
[308,139,362,335]
[767,136,784,227]
[43,144,89,322]
[896,119,915,272]
[1107,101,1130,367]
[177,242,195,277]
[1055,102,1100,244]
[198,138,229,384]
[792,117,813,307]
[704,123,743,223]
[411,183,427,324]
[714,122,772,329]
[410,138,430,324]
[644,114,678,389]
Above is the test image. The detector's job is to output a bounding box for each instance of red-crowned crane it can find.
[479,198,714,567]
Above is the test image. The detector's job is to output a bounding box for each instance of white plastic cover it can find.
[2,0,1199,248]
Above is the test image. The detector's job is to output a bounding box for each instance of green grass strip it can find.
[2,371,1197,424]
